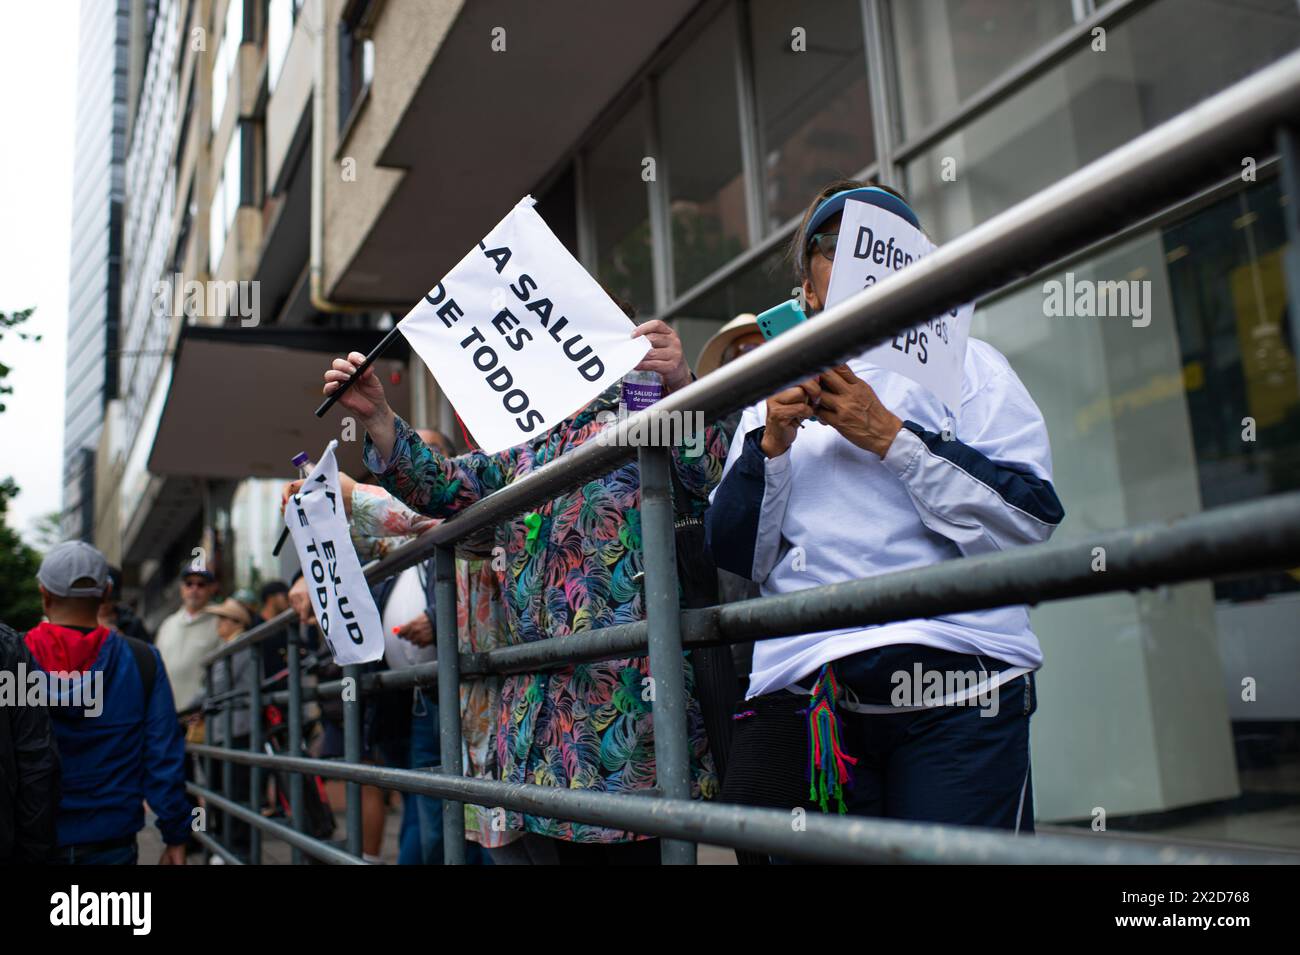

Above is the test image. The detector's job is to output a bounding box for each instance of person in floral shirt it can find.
[323,317,726,857]
[288,468,522,858]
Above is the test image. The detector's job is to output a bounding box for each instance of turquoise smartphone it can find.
[756,299,807,340]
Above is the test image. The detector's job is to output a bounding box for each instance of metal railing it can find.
[189,48,1300,865]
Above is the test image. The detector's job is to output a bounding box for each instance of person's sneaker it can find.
[208,854,226,865]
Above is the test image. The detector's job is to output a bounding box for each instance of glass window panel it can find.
[211,30,227,134]
[360,38,374,89]
[903,0,1300,242]
[267,0,294,93]
[749,0,875,231]
[974,176,1298,846]
[890,0,1076,137]
[208,176,225,274]
[659,4,749,295]
[223,124,242,231]
[586,96,654,315]
[208,126,243,274]
[674,247,790,375]
[211,0,244,134]
[1164,178,1299,601]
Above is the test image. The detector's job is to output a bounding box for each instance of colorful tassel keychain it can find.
[802,663,857,813]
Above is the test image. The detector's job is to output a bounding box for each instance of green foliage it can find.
[0,478,44,631]
[0,307,48,630]
[0,307,40,414]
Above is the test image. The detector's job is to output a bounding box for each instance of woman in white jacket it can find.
[706,179,1063,832]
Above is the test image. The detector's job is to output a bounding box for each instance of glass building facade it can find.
[63,0,132,541]
[530,0,1300,844]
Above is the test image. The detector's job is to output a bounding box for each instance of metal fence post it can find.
[435,543,467,864]
[343,663,363,857]
[287,624,305,865]
[222,655,236,859]
[638,444,695,865]
[203,663,214,856]
[249,644,263,864]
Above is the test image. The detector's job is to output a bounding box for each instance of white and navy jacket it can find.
[706,338,1064,699]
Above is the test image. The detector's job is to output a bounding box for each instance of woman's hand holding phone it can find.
[761,377,821,458]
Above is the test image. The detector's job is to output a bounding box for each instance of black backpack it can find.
[121,635,157,703]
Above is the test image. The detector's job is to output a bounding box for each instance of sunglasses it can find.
[808,231,840,262]
[722,339,762,363]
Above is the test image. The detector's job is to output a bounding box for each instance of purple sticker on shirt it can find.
[622,379,662,412]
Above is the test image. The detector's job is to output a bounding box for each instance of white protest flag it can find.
[284,440,384,665]
[396,196,650,454]
[823,200,973,411]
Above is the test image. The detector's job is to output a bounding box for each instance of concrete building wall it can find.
[319,0,463,303]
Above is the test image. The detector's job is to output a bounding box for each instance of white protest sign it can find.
[284,440,384,665]
[396,196,650,453]
[824,199,972,411]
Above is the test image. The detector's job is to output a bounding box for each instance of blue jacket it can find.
[38,632,191,847]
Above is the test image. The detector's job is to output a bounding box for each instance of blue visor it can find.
[804,186,920,245]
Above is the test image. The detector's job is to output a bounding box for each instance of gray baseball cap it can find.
[37,541,110,598]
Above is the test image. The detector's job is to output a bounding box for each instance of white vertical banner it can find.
[284,440,384,665]
[395,195,650,454]
[824,200,973,411]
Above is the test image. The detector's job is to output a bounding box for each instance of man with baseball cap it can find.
[25,541,190,863]
[155,560,222,714]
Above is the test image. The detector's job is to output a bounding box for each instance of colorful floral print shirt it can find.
[363,384,728,843]
[349,483,435,562]
[348,484,519,848]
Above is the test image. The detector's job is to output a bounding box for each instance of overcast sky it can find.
[0,1,77,545]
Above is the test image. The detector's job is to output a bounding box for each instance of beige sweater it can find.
[155,608,222,711]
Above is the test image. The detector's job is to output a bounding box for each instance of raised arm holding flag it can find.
[318,292,726,856]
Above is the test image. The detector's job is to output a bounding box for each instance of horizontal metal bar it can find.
[467,490,1300,673]
[204,686,255,707]
[207,607,295,664]
[187,746,1299,865]
[200,661,439,715]
[192,489,1300,719]
[184,659,336,719]
[264,660,438,708]
[705,490,1300,641]
[187,781,364,866]
[318,47,1300,590]
[982,156,1282,303]
[191,829,246,865]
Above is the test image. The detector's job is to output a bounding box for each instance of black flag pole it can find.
[272,451,313,558]
[313,324,405,418]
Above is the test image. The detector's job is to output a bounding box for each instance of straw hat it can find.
[203,597,253,630]
[695,313,761,377]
